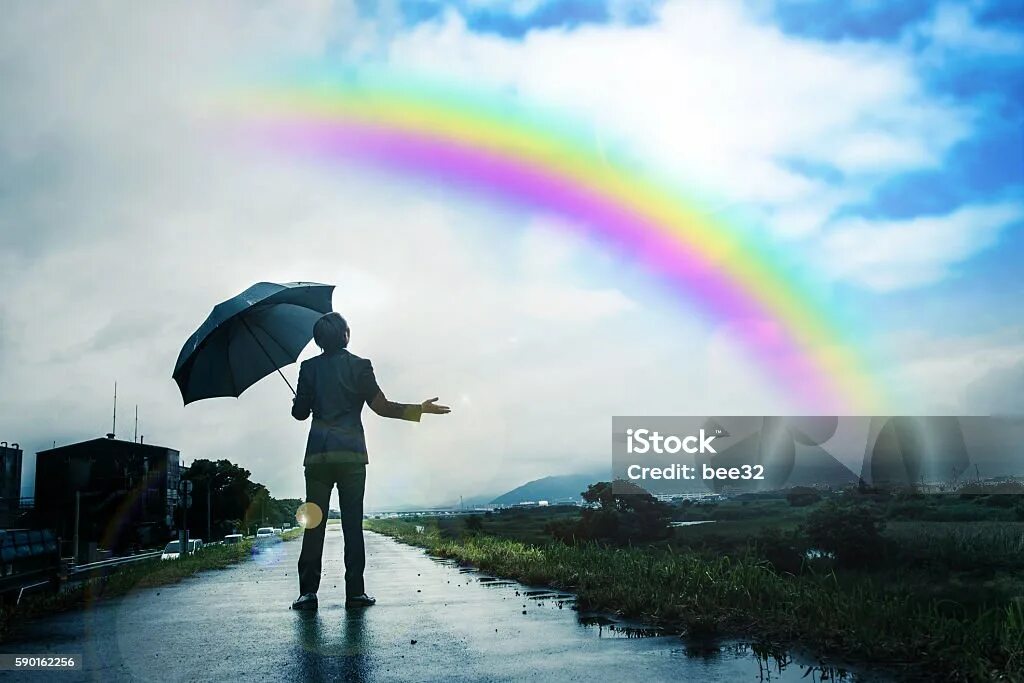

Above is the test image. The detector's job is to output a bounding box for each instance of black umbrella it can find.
[172,281,334,404]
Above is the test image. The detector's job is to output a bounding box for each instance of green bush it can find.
[982,494,1020,509]
[785,487,822,507]
[887,500,930,519]
[546,481,672,546]
[802,501,886,568]
[756,527,808,575]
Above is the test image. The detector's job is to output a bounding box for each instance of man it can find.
[290,312,450,610]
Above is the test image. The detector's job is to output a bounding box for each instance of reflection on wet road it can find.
[2,530,880,681]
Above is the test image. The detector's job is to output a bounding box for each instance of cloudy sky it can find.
[1,1,1021,507]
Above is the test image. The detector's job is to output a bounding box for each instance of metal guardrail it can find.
[68,551,162,577]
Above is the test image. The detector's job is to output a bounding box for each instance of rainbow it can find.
[228,71,885,413]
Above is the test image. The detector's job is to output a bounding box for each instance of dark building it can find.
[0,442,23,527]
[34,436,180,558]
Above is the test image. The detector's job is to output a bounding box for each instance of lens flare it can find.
[296,502,323,529]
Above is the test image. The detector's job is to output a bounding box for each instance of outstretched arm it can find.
[369,392,450,421]
[361,360,450,421]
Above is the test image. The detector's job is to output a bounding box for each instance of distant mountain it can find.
[490,471,606,506]
[690,429,859,494]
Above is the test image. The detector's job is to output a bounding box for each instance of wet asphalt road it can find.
[2,529,877,682]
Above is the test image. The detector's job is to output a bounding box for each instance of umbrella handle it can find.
[274,366,297,397]
[240,318,297,396]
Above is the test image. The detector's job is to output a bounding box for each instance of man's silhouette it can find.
[290,312,450,610]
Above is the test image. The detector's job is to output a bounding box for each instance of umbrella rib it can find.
[247,311,302,362]
[239,316,297,396]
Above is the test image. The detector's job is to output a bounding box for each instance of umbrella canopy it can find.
[173,281,334,404]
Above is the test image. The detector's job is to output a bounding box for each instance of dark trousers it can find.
[297,463,367,597]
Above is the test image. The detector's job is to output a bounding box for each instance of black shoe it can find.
[292,593,318,610]
[345,593,376,608]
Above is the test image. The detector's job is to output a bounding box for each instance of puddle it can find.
[727,642,862,682]
[614,626,665,639]
[428,558,460,566]
[478,580,518,588]
[577,614,667,638]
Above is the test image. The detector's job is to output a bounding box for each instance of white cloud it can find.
[819,202,1024,291]
[829,131,933,173]
[918,3,1024,56]
[883,327,1024,414]
[384,0,971,234]
[516,284,635,322]
[966,358,1024,416]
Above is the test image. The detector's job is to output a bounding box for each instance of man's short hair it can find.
[313,312,348,352]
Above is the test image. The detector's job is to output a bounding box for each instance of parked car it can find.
[272,528,282,535]
[222,534,243,545]
[255,527,275,539]
[160,539,202,560]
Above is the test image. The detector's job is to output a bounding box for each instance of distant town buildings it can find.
[654,493,726,503]
[33,435,181,560]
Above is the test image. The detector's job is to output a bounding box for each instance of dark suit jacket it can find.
[291,349,421,465]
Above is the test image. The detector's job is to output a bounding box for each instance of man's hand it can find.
[421,397,451,415]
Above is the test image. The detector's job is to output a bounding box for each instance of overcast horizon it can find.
[1,1,1021,508]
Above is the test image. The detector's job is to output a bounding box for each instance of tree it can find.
[548,480,672,546]
[244,485,272,532]
[177,457,305,538]
[785,486,822,507]
[179,459,264,540]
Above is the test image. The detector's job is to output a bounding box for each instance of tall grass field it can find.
[366,515,1024,681]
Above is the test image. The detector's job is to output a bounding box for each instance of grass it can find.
[457,507,581,545]
[888,521,1024,567]
[366,515,1024,681]
[0,539,258,643]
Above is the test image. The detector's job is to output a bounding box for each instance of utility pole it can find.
[184,489,189,557]
[178,479,192,558]
[112,382,117,438]
[206,479,211,543]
